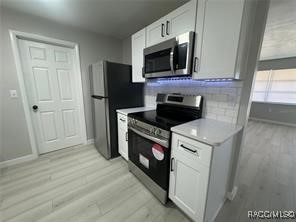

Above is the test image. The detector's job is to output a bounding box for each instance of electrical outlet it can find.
[9,90,18,98]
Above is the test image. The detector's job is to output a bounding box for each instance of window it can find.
[252,69,296,104]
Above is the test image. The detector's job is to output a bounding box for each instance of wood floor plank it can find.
[1,159,122,209]
[95,188,152,222]
[1,120,295,222]
[36,174,138,222]
[4,202,52,222]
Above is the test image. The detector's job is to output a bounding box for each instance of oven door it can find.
[128,127,170,190]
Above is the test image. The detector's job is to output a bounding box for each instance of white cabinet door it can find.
[146,18,166,47]
[169,133,211,222]
[117,113,128,160]
[166,0,197,38]
[193,0,245,79]
[132,28,146,82]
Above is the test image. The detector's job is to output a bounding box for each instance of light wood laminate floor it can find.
[0,120,295,222]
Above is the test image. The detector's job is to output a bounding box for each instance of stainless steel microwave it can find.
[143,31,195,79]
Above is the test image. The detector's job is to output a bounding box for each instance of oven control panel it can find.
[128,117,170,140]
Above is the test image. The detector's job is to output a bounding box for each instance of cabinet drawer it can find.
[172,133,212,167]
[117,113,128,128]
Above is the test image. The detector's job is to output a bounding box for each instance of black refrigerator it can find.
[90,61,144,159]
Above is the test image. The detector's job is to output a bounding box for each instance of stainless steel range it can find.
[127,93,203,204]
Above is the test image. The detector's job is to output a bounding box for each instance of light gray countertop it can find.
[116,106,155,115]
[171,118,243,146]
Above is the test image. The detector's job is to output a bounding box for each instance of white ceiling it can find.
[1,0,295,60]
[260,0,296,60]
[0,0,188,39]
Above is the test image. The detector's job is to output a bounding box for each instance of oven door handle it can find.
[129,127,169,148]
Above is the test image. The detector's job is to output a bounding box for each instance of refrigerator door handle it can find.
[91,95,108,99]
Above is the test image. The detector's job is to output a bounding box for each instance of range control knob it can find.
[150,127,155,134]
[155,129,161,135]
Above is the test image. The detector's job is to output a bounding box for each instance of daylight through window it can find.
[252,69,296,104]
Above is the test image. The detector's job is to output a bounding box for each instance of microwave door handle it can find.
[170,45,175,74]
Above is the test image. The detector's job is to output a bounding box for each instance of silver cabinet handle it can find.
[171,157,175,172]
[194,57,199,72]
[166,21,170,35]
[120,118,126,122]
[181,144,197,154]
[161,23,165,37]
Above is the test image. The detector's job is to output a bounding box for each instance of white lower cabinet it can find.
[117,113,128,160]
[169,133,210,222]
[169,133,234,222]
[169,154,209,221]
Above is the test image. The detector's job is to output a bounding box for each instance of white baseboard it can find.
[227,186,238,201]
[0,154,37,169]
[209,198,226,222]
[87,139,94,145]
[249,117,296,127]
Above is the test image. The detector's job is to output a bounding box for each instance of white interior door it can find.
[18,39,85,154]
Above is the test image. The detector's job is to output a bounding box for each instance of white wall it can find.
[250,102,296,125]
[122,37,132,65]
[0,7,123,162]
[249,57,296,126]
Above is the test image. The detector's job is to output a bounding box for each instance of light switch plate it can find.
[9,90,18,98]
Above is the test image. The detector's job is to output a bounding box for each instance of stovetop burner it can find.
[128,110,195,130]
[128,93,203,131]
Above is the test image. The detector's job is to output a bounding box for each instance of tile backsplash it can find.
[144,78,243,124]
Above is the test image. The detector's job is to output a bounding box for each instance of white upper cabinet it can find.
[132,28,146,82]
[146,0,197,47]
[146,17,167,47]
[193,0,246,79]
[166,0,197,39]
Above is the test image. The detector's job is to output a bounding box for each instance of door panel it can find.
[62,109,77,138]
[54,50,69,63]
[29,46,46,60]
[40,111,58,142]
[57,69,73,101]
[32,67,53,101]
[18,39,83,154]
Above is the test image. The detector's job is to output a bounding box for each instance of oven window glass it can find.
[128,129,170,190]
[145,48,171,73]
